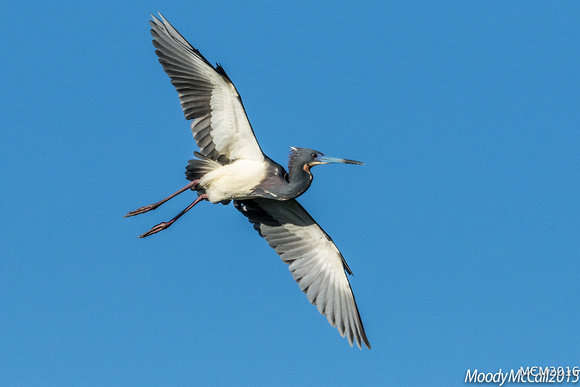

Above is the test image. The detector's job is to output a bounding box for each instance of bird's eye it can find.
[311,153,317,158]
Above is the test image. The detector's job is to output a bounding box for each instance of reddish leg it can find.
[125,180,199,218]
[137,194,208,238]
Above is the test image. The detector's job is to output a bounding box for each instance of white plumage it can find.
[199,159,268,203]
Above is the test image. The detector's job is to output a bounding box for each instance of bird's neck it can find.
[284,163,313,199]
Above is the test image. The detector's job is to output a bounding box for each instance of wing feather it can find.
[234,198,371,349]
[150,14,264,163]
[335,279,345,336]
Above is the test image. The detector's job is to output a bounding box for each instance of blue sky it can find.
[2,1,580,385]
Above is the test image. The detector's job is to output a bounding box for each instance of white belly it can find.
[199,159,267,203]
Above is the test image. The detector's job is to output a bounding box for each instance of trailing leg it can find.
[137,194,208,238]
[125,180,199,217]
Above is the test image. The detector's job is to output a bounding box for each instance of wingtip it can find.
[150,12,167,26]
[361,329,372,349]
[355,335,371,350]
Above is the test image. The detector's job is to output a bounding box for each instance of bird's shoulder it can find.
[249,158,292,200]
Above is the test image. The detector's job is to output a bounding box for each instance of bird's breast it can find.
[199,159,268,203]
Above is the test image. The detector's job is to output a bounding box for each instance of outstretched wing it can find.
[150,14,264,164]
[234,198,371,349]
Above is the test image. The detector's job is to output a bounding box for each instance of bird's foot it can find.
[124,204,159,218]
[137,221,173,238]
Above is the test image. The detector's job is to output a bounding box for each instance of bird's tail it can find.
[185,151,223,181]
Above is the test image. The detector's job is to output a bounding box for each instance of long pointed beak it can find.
[317,156,364,165]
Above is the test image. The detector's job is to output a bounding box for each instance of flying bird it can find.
[126,14,371,349]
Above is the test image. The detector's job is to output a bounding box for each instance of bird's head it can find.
[289,147,364,171]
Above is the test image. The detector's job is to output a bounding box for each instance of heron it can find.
[126,14,371,349]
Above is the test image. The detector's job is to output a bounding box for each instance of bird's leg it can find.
[124,180,200,217]
[137,193,208,238]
